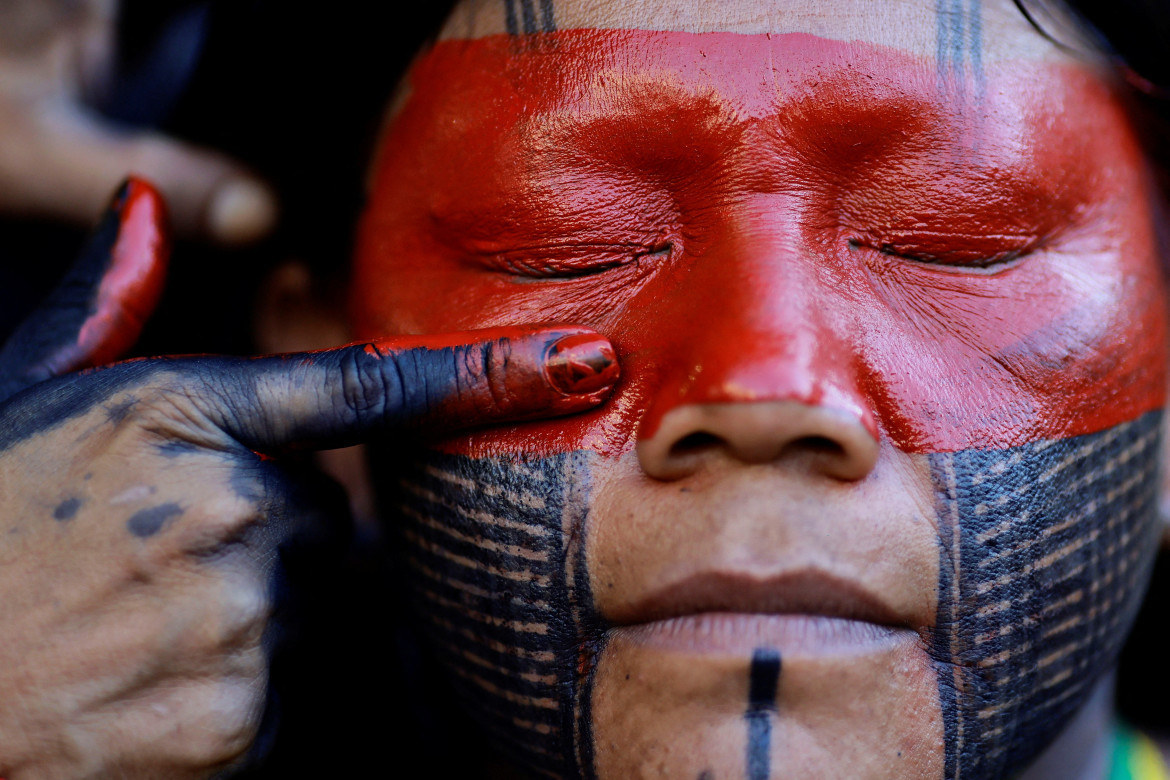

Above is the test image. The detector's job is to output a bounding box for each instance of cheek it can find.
[928,411,1162,777]
[383,446,603,777]
[856,210,1168,453]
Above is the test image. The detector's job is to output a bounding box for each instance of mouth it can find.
[610,570,920,654]
[617,569,908,626]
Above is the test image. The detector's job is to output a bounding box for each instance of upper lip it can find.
[613,569,908,629]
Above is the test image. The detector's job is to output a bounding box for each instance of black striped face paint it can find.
[746,648,781,780]
[378,411,1162,779]
[388,450,602,776]
[930,412,1163,779]
[502,0,555,35]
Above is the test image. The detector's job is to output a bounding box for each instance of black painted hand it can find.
[0,186,618,778]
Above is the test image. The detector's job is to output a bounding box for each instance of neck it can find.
[1018,672,1114,780]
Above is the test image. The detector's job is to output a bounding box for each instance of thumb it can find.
[0,177,169,401]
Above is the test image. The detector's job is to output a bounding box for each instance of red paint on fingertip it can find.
[545,334,619,396]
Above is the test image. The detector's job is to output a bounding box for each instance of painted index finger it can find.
[201,326,618,452]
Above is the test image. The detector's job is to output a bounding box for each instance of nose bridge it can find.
[635,195,879,481]
[644,197,865,431]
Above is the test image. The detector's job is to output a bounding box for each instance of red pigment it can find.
[62,178,170,371]
[351,30,1167,456]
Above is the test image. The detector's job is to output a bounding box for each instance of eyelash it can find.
[478,233,1036,278]
[481,241,674,279]
[847,238,1035,273]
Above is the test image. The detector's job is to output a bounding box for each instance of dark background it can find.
[0,0,1168,774]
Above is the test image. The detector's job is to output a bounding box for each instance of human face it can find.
[350,1,1168,778]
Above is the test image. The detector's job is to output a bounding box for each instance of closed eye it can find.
[477,241,674,279]
[848,234,1039,273]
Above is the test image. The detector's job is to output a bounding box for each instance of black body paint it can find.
[931,411,1161,779]
[104,397,139,425]
[53,497,81,522]
[127,502,184,537]
[0,360,168,449]
[391,448,601,780]
[503,0,555,35]
[936,0,985,99]
[746,648,781,780]
[504,0,518,35]
[155,439,202,458]
[520,0,537,34]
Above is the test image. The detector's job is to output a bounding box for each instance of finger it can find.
[0,177,169,401]
[200,326,620,452]
[0,106,276,244]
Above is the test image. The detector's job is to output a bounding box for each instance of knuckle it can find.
[216,579,271,649]
[138,375,217,434]
[474,338,510,410]
[136,368,252,452]
[338,348,395,422]
[177,504,263,561]
[177,676,266,767]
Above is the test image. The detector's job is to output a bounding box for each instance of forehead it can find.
[439,0,1081,63]
[392,3,1114,196]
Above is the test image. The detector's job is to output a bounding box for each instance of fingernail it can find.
[206,178,278,245]
[544,333,619,395]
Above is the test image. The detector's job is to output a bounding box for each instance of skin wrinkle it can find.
[103,396,138,425]
[351,2,1169,778]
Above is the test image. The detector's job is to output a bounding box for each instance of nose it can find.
[634,203,879,482]
[636,400,879,481]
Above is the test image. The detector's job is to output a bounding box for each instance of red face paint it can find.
[351,31,1167,456]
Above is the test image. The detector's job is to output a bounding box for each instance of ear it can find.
[254,260,376,526]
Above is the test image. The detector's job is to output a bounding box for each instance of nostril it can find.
[798,436,846,457]
[638,401,879,482]
[669,431,723,457]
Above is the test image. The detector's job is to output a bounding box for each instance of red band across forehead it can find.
[352,30,1167,456]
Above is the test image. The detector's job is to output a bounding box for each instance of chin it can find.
[591,614,943,779]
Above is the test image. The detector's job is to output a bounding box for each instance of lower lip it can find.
[613,613,918,655]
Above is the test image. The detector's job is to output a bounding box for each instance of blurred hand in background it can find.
[0,0,276,245]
